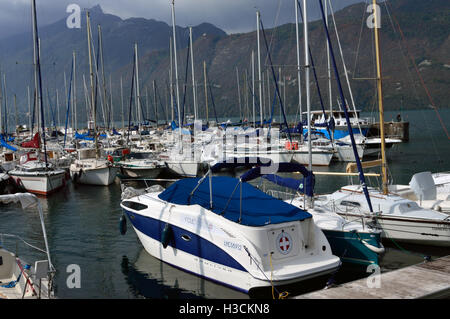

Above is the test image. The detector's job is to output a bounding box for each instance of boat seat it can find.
[0,249,15,281]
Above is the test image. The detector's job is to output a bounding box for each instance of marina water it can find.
[1,109,449,299]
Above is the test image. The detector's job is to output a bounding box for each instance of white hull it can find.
[70,166,118,186]
[119,166,163,179]
[292,151,333,166]
[165,161,200,177]
[9,171,66,196]
[337,212,450,247]
[332,144,365,162]
[326,186,450,247]
[133,226,338,292]
[121,190,340,293]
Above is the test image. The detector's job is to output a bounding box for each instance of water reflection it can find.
[121,248,249,299]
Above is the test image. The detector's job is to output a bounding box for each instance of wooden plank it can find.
[296,255,450,299]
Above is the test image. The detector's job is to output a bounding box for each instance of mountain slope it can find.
[0,0,448,127]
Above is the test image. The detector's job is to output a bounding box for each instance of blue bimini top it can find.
[158,176,311,226]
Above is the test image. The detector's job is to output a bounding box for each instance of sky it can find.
[0,0,364,38]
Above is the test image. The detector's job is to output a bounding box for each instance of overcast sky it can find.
[0,0,364,38]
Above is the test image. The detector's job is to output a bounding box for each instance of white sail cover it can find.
[0,193,39,209]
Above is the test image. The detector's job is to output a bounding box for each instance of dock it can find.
[295,255,450,299]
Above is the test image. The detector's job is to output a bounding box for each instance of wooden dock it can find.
[295,255,450,299]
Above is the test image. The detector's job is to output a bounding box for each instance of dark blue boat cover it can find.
[240,163,315,197]
[158,176,311,226]
[210,157,272,172]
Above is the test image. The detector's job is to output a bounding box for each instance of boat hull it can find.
[70,166,118,186]
[337,213,450,247]
[165,161,200,177]
[119,166,163,179]
[9,171,66,196]
[123,209,340,293]
[322,229,382,266]
[332,144,365,162]
[292,151,333,166]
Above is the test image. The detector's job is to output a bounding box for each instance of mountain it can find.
[0,0,448,127]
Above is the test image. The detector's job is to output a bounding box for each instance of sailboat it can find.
[9,0,66,196]
[0,190,56,298]
[162,1,202,177]
[272,0,384,267]
[315,0,450,247]
[69,11,118,186]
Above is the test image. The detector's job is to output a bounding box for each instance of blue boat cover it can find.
[75,132,94,141]
[0,135,17,151]
[158,176,311,226]
[240,162,315,197]
[210,157,272,172]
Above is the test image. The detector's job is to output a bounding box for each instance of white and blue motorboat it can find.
[120,165,341,294]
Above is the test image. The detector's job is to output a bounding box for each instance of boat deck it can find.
[295,255,450,299]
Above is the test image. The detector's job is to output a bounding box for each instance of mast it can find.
[31,0,48,166]
[256,11,263,126]
[294,0,303,123]
[169,38,174,123]
[134,43,142,130]
[189,27,198,122]
[372,0,388,194]
[31,1,39,137]
[303,0,312,207]
[120,77,124,129]
[324,0,332,116]
[28,86,32,131]
[73,50,77,131]
[0,68,3,135]
[86,11,99,159]
[251,50,256,128]
[153,80,158,127]
[236,67,242,122]
[203,61,208,124]
[170,0,182,136]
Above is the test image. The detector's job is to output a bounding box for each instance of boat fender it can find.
[15,178,26,191]
[361,239,385,254]
[161,223,173,248]
[119,215,127,235]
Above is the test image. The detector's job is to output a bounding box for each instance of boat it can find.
[389,171,450,214]
[322,185,450,247]
[9,153,66,196]
[311,0,450,247]
[256,163,384,267]
[68,12,118,186]
[0,192,56,299]
[304,110,372,140]
[116,151,164,179]
[120,165,341,294]
[69,148,118,186]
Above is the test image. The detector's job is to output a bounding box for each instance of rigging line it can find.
[382,1,442,164]
[264,0,283,67]
[385,0,449,140]
[352,0,370,79]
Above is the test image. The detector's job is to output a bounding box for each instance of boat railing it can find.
[0,233,48,256]
[264,189,296,201]
[325,200,369,230]
[0,232,55,298]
